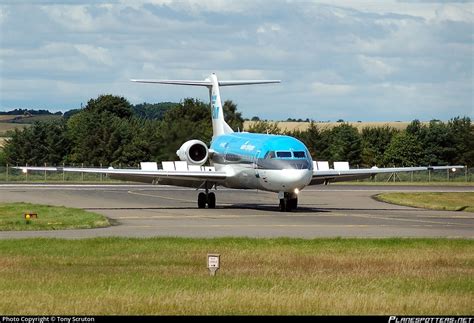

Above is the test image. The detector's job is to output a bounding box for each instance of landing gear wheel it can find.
[279,199,286,212]
[288,198,298,211]
[208,192,216,209]
[198,192,206,208]
[279,192,299,212]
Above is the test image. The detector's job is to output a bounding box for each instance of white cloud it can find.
[0,6,8,24]
[257,23,281,34]
[44,5,96,32]
[0,1,471,121]
[358,55,396,79]
[74,44,113,66]
[434,4,474,23]
[312,0,473,22]
[311,82,355,96]
[118,0,255,13]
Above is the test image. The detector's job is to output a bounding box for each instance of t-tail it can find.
[131,73,280,138]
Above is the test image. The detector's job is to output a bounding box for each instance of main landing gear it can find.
[197,183,216,209]
[279,192,298,212]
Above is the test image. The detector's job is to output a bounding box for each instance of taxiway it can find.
[0,184,472,239]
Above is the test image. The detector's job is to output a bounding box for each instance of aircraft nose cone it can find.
[257,169,312,192]
[276,169,312,191]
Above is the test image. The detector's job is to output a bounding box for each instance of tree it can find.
[383,132,423,166]
[0,149,6,166]
[361,126,398,167]
[287,122,327,160]
[154,98,213,161]
[66,95,135,165]
[247,120,281,134]
[223,100,244,131]
[3,120,70,165]
[448,116,474,166]
[327,123,362,166]
[133,102,178,120]
[420,120,456,166]
[84,94,133,119]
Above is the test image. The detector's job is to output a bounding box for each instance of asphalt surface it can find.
[0,184,472,239]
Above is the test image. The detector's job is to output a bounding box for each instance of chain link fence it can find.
[0,164,140,183]
[0,164,472,183]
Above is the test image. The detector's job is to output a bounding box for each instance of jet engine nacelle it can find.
[176,139,209,166]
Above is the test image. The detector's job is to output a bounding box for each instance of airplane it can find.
[17,73,464,212]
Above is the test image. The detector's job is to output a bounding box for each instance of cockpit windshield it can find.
[265,151,307,159]
[293,151,306,158]
[264,151,276,159]
[276,151,292,158]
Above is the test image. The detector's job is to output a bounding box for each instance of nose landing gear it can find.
[279,192,298,212]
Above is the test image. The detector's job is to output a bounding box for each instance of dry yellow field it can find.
[0,123,28,136]
[0,137,6,148]
[243,121,429,132]
[0,115,19,122]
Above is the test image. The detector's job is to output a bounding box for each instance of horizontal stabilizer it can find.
[219,80,281,86]
[130,79,212,86]
[130,79,281,87]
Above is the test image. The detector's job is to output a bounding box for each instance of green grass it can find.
[337,181,474,186]
[0,202,110,231]
[376,192,474,212]
[0,238,472,315]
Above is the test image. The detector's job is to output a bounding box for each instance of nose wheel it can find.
[279,192,298,212]
[197,191,216,209]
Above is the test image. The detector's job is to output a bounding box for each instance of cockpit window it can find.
[265,151,276,159]
[276,151,292,158]
[293,151,306,158]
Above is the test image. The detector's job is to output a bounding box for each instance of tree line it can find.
[1,94,472,167]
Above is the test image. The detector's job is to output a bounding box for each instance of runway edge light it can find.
[207,254,220,276]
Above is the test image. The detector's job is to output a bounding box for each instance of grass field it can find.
[243,121,430,132]
[0,115,62,136]
[0,115,21,122]
[376,192,474,212]
[8,114,62,124]
[0,238,471,315]
[0,202,110,231]
[337,181,474,186]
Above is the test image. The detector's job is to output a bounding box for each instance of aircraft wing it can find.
[14,166,227,188]
[310,165,464,185]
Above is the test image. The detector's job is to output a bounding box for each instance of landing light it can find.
[294,188,299,195]
[22,168,27,174]
[451,168,456,172]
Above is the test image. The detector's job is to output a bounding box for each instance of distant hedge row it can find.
[1,94,472,167]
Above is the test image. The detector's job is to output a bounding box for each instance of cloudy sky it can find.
[0,0,472,121]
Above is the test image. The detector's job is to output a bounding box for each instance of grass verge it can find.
[0,238,472,315]
[0,202,110,231]
[375,192,474,212]
[336,181,474,186]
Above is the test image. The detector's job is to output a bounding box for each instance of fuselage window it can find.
[276,151,292,158]
[293,151,306,158]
